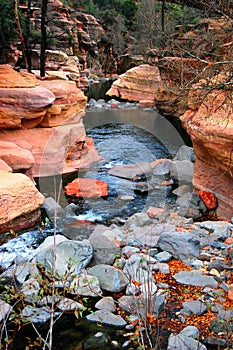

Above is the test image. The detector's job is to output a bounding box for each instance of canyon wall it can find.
[0,64,100,233]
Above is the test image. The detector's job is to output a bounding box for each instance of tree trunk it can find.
[40,0,48,77]
[14,0,29,71]
[25,0,32,72]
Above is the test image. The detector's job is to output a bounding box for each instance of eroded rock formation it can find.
[107,59,207,117]
[181,89,233,220]
[0,64,100,176]
[0,64,100,232]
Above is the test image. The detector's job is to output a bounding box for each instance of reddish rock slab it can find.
[0,160,12,172]
[228,284,233,301]
[0,171,44,234]
[65,178,108,198]
[39,80,87,127]
[0,124,101,177]
[0,141,34,171]
[0,86,55,129]
[198,190,218,210]
[107,64,162,103]
[0,65,88,130]
[0,64,38,88]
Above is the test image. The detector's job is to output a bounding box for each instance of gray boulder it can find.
[108,162,152,180]
[123,253,153,284]
[88,264,129,292]
[173,145,196,162]
[170,160,194,184]
[35,239,93,276]
[89,225,124,265]
[173,271,218,288]
[21,305,60,324]
[86,310,126,327]
[167,334,206,350]
[182,300,207,315]
[157,231,200,260]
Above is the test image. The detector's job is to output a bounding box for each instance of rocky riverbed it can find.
[1,129,233,349]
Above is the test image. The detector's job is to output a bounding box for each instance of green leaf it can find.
[218,319,226,323]
[45,217,50,225]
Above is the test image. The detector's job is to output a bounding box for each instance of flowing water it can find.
[70,107,186,222]
[0,106,185,268]
[0,105,188,349]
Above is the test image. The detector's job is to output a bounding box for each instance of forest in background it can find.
[0,0,214,67]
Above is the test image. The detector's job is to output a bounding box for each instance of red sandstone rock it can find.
[0,141,34,171]
[0,124,101,177]
[39,80,87,127]
[64,178,108,198]
[0,86,55,129]
[181,88,233,220]
[138,100,155,108]
[0,65,88,130]
[107,65,161,103]
[198,190,218,210]
[0,64,38,88]
[0,160,12,172]
[0,171,44,233]
[0,65,55,129]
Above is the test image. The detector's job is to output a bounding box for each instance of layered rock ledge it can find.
[0,65,101,176]
[0,64,101,233]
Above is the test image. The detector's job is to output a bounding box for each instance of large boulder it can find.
[35,239,93,276]
[0,65,55,129]
[106,64,162,105]
[0,65,87,130]
[107,60,207,116]
[181,89,233,219]
[0,141,34,171]
[0,125,101,177]
[0,171,44,234]
[0,65,100,177]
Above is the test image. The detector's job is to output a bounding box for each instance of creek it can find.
[0,104,186,267]
[0,104,190,349]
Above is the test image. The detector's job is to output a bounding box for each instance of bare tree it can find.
[14,0,29,71]
[40,0,48,77]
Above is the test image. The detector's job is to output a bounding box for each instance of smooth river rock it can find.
[35,239,93,276]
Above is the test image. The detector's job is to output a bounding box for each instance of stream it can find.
[0,104,186,269]
[0,103,188,349]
